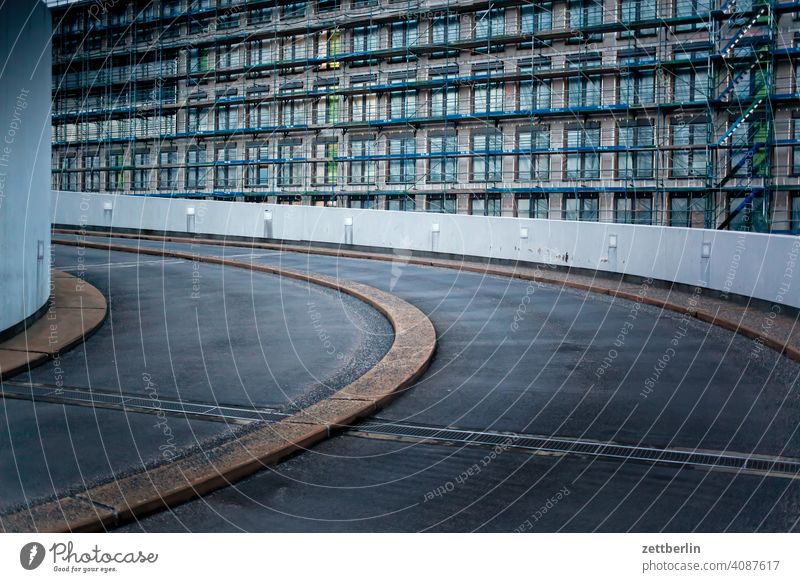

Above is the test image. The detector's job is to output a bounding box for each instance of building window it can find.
[277,195,302,205]
[569,0,602,40]
[188,48,209,74]
[430,75,458,117]
[186,147,207,189]
[317,95,341,125]
[83,154,100,191]
[106,151,125,191]
[671,121,707,177]
[314,141,338,186]
[620,0,657,35]
[518,127,550,181]
[215,146,238,189]
[473,81,504,114]
[474,8,505,39]
[187,108,209,132]
[215,105,238,131]
[249,103,272,129]
[248,40,275,66]
[618,123,654,179]
[620,70,656,104]
[471,194,502,216]
[349,137,375,185]
[566,126,601,179]
[61,156,78,191]
[159,151,178,190]
[352,25,378,65]
[390,90,417,120]
[351,84,378,122]
[319,0,340,12]
[472,131,503,182]
[428,135,457,183]
[132,152,150,190]
[615,193,653,224]
[387,136,416,184]
[386,194,416,211]
[281,99,307,126]
[278,142,303,186]
[675,0,712,19]
[246,145,270,187]
[431,15,460,54]
[218,12,239,29]
[427,194,457,213]
[793,119,800,175]
[248,7,272,25]
[347,195,375,209]
[568,57,602,107]
[563,193,599,221]
[669,193,706,227]
[283,3,306,19]
[674,66,708,102]
[282,35,311,61]
[790,194,800,232]
[519,67,552,110]
[619,52,657,104]
[516,194,549,218]
[391,21,418,60]
[521,3,553,33]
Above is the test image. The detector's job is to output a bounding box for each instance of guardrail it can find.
[52,191,800,310]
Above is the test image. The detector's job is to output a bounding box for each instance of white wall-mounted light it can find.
[264,209,272,221]
[608,234,618,249]
[701,241,712,259]
[344,217,353,226]
[431,223,440,233]
[520,227,529,239]
[186,207,196,216]
[103,202,113,211]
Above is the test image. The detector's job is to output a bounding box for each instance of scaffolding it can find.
[49,0,800,231]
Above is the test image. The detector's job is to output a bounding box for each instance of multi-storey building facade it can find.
[50,0,800,232]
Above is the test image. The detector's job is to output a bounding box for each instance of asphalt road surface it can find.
[4,235,798,531]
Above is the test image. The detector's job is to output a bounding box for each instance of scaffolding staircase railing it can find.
[711,0,774,231]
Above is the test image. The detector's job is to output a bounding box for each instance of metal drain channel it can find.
[2,381,799,477]
[352,420,800,477]
[0,381,287,424]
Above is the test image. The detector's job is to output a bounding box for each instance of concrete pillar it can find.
[0,0,52,336]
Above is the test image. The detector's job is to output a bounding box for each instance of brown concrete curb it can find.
[0,271,107,381]
[53,228,800,364]
[1,239,436,533]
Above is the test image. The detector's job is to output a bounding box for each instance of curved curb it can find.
[1,240,436,533]
[53,229,800,364]
[0,271,107,381]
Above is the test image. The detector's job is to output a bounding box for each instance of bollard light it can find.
[186,207,196,233]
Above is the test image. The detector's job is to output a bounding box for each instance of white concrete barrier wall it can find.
[52,191,800,310]
[0,0,52,334]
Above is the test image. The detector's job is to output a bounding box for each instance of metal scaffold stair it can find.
[712,0,774,231]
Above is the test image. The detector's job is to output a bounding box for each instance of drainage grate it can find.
[0,381,288,424]
[353,418,800,478]
[3,381,799,478]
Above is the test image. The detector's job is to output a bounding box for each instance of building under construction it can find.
[49,0,800,232]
